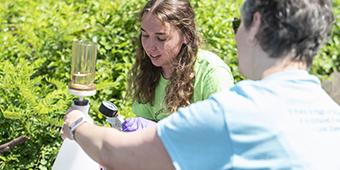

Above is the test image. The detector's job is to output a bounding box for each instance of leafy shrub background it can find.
[0,0,338,169]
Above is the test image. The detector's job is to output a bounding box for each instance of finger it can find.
[60,126,64,135]
[64,115,69,121]
[61,124,69,139]
[61,126,65,140]
[66,106,74,114]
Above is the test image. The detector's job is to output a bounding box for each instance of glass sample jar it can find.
[68,40,97,96]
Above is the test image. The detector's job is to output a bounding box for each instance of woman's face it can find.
[141,13,185,70]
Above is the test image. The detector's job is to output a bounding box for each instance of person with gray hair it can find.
[62,0,340,169]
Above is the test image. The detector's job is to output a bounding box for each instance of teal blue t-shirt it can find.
[158,70,340,170]
[132,50,234,121]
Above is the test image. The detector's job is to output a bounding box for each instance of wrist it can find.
[69,116,88,140]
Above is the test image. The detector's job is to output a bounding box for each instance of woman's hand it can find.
[62,110,84,140]
[122,117,156,132]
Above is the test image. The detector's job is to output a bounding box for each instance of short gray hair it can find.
[241,0,334,67]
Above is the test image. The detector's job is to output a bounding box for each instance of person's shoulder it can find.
[197,49,219,58]
[210,80,263,103]
[196,49,227,67]
[206,80,263,115]
[197,49,224,63]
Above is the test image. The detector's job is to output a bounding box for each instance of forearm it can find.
[73,122,174,170]
[73,122,112,165]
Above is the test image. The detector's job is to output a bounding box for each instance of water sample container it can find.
[52,139,100,170]
[68,40,97,97]
[52,102,99,170]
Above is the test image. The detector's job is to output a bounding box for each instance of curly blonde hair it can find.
[128,0,199,113]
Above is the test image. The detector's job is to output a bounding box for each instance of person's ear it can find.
[183,35,188,45]
[248,12,261,44]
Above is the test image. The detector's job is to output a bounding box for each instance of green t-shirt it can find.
[132,50,234,121]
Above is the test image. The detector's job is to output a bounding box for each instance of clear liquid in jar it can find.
[69,72,95,90]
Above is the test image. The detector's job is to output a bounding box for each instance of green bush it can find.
[310,0,340,79]
[322,71,340,104]
[0,0,338,169]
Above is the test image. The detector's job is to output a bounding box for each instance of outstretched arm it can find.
[62,110,174,170]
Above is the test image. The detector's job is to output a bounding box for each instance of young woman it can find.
[122,0,234,131]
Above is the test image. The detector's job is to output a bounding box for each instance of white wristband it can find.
[69,117,87,140]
